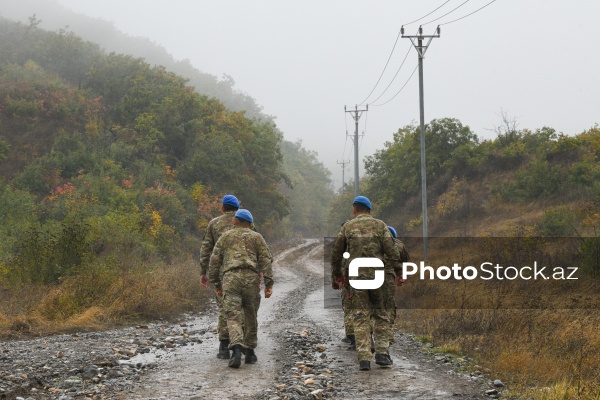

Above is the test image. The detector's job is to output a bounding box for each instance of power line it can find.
[440,0,497,25]
[371,64,419,107]
[367,46,413,105]
[358,27,403,106]
[357,0,454,105]
[342,113,350,161]
[359,108,368,149]
[421,0,471,25]
[403,0,452,26]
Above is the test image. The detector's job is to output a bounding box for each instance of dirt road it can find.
[0,240,492,399]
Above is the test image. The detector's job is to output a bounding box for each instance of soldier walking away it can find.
[384,226,409,346]
[208,209,274,368]
[331,196,401,371]
[199,194,240,359]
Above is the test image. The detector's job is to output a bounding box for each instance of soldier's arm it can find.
[208,235,225,290]
[199,224,215,276]
[382,225,401,273]
[330,227,347,278]
[256,237,274,290]
[394,239,410,277]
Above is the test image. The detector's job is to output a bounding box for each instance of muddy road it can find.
[0,240,493,399]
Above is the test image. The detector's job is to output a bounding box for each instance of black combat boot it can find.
[359,360,371,371]
[228,344,242,368]
[217,339,230,359]
[375,353,393,366]
[347,335,356,350]
[341,335,352,343]
[245,348,258,364]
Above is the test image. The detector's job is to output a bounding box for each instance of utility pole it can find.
[337,159,351,190]
[344,105,368,196]
[402,25,440,260]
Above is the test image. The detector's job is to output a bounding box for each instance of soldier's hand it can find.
[331,277,339,290]
[264,288,273,298]
[332,275,345,290]
[396,276,406,286]
[200,274,209,288]
[215,289,223,297]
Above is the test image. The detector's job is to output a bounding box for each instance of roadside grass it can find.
[0,257,211,338]
[398,308,600,398]
[393,196,600,398]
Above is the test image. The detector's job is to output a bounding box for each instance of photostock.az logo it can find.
[343,252,384,290]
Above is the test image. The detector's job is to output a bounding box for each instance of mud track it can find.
[0,240,492,399]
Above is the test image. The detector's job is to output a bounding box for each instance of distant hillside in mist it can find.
[0,0,267,120]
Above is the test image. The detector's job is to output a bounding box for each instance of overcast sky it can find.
[36,1,600,187]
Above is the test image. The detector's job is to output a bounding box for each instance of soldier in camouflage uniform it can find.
[384,226,410,346]
[209,209,274,369]
[331,196,401,371]
[199,194,240,359]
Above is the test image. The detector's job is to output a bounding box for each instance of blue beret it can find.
[387,226,397,239]
[234,209,253,223]
[352,195,372,210]
[222,194,240,208]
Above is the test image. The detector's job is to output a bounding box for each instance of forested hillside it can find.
[0,0,267,119]
[329,116,600,242]
[0,17,331,331]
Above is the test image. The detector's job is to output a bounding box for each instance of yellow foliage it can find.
[190,182,204,205]
[149,210,162,237]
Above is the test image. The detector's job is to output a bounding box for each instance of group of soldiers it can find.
[330,195,409,371]
[198,195,273,369]
[198,193,408,372]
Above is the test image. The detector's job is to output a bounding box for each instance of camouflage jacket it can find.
[384,238,410,277]
[199,211,236,275]
[208,227,274,290]
[331,214,401,280]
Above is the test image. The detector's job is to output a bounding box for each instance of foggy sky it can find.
[5,1,600,188]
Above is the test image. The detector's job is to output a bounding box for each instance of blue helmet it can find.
[387,226,397,239]
[234,209,253,223]
[222,194,240,208]
[352,195,372,210]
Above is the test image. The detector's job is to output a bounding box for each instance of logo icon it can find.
[344,252,385,290]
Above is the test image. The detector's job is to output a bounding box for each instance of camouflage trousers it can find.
[382,273,397,344]
[351,274,396,361]
[222,269,261,349]
[216,294,229,340]
[341,284,354,336]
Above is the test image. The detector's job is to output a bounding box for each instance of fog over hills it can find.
[0,0,270,121]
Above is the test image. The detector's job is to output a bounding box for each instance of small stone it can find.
[493,379,505,387]
[304,378,315,385]
[486,389,499,396]
[310,389,324,399]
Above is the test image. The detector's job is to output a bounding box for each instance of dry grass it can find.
[0,257,211,338]
[390,189,600,398]
[398,308,600,398]
[395,231,600,398]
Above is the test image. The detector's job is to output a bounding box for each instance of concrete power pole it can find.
[337,159,351,190]
[344,105,368,196]
[402,25,440,260]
